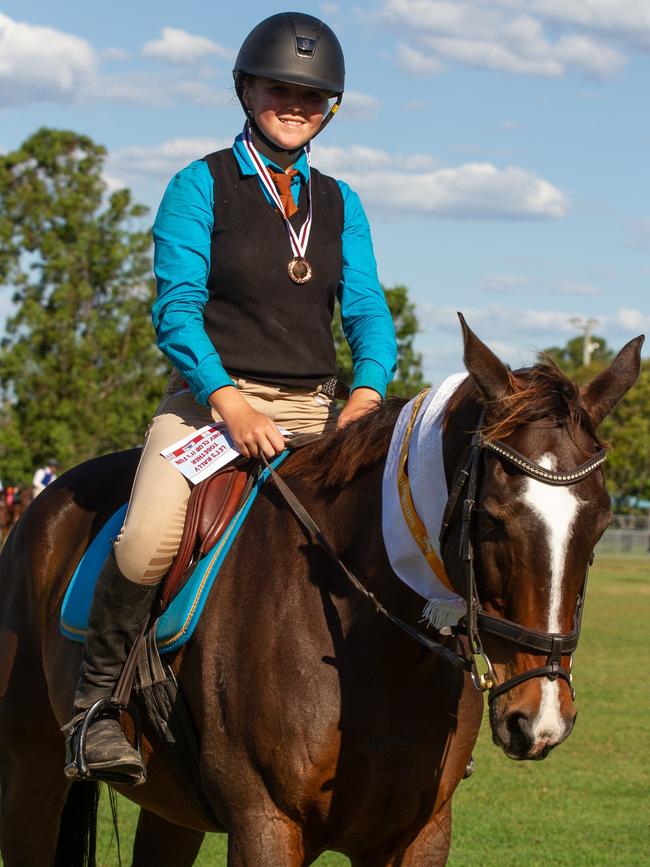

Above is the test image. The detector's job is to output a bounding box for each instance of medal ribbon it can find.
[242,123,312,260]
[397,388,454,592]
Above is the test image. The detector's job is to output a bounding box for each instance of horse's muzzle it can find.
[489,683,577,761]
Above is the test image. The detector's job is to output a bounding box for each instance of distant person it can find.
[32,459,59,498]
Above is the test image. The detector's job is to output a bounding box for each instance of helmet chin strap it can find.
[245,116,304,169]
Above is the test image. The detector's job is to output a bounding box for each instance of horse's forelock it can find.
[283,398,407,488]
[446,361,603,448]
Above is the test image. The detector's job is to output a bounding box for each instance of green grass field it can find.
[6,554,649,866]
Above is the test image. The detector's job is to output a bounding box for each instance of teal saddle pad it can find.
[60,453,288,654]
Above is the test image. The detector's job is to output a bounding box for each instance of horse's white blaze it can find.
[521,454,581,743]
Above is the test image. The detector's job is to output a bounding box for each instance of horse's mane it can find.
[288,359,602,489]
[446,357,603,447]
[285,398,406,488]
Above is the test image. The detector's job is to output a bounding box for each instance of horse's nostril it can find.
[506,711,532,747]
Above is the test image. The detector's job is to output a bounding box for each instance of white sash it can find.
[381,373,468,629]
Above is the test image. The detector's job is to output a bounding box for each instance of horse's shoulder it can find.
[62,448,140,494]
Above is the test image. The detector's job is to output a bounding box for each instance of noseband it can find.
[440,419,607,703]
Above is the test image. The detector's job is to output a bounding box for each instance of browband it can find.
[482,439,607,486]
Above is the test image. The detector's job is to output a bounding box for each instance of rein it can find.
[263,413,607,703]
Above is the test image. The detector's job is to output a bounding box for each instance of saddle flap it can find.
[199,467,252,554]
[159,460,257,611]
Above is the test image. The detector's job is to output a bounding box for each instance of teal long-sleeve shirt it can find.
[152,134,397,406]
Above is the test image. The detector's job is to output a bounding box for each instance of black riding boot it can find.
[63,549,158,785]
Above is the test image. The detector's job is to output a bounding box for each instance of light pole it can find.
[569,317,600,366]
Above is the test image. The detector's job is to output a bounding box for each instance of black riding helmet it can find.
[233,12,345,143]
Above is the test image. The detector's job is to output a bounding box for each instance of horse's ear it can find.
[458,312,512,404]
[581,335,644,427]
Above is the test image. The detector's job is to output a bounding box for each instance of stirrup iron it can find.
[63,697,145,786]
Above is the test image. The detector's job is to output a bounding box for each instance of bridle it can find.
[261,411,608,704]
[440,415,608,703]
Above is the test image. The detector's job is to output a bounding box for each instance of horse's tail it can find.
[54,781,100,867]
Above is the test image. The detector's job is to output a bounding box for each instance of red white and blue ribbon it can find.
[241,123,313,262]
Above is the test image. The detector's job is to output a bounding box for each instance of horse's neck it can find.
[329,461,431,627]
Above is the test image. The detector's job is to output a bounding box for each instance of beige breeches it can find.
[114,376,338,585]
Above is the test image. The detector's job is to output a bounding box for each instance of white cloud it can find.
[107,138,229,186]
[420,303,650,348]
[339,90,380,118]
[613,308,650,332]
[172,80,233,107]
[396,43,445,75]
[0,12,96,107]
[532,0,650,49]
[142,27,233,65]
[86,71,231,107]
[317,153,569,219]
[0,15,231,109]
[314,143,440,174]
[553,34,622,76]
[374,1,628,78]
[86,72,163,105]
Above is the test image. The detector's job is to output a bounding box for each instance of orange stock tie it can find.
[269,168,299,218]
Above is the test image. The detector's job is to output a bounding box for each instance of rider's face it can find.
[244,77,330,150]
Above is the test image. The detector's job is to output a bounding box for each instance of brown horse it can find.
[0,319,642,866]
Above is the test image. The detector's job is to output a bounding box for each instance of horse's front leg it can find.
[398,803,452,867]
[0,725,72,866]
[132,807,206,867]
[350,803,452,867]
[227,810,307,867]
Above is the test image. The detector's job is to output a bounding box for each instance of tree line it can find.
[0,128,646,510]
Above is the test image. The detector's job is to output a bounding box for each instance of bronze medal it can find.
[288,256,312,284]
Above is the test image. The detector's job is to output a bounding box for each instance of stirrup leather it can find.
[62,697,145,786]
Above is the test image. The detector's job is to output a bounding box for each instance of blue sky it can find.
[1,0,648,385]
